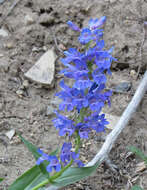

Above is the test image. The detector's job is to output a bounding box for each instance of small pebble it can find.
[23,80,29,88]
[43,46,47,51]
[130,70,136,77]
[32,47,39,52]
[24,15,34,25]
[5,42,13,49]
[16,89,24,97]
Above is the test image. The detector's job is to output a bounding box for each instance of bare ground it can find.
[0,0,147,190]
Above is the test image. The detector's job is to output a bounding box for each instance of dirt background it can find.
[0,0,147,190]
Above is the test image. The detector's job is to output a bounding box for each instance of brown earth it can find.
[0,0,147,190]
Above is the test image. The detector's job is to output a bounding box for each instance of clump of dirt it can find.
[0,0,147,190]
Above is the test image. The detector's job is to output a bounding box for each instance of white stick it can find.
[46,71,147,190]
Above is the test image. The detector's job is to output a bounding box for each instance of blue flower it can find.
[61,48,82,65]
[56,80,75,111]
[60,142,84,167]
[85,112,109,133]
[60,142,72,165]
[36,149,51,165]
[52,111,75,136]
[96,40,105,50]
[73,71,92,90]
[46,155,61,173]
[61,61,92,90]
[75,123,91,139]
[87,86,112,113]
[36,149,61,173]
[56,80,89,111]
[92,69,107,84]
[92,28,103,42]
[79,28,93,44]
[67,21,80,32]
[89,17,106,30]
[88,96,104,113]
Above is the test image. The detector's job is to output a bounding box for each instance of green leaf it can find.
[52,162,99,187]
[0,178,4,183]
[18,134,50,178]
[9,135,59,190]
[8,165,48,190]
[131,185,144,190]
[128,146,147,165]
[18,134,39,160]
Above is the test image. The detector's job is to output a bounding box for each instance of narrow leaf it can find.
[18,134,40,160]
[18,134,50,178]
[52,162,99,187]
[8,165,48,190]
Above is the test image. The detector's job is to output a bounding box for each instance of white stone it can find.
[5,129,15,140]
[24,15,34,25]
[0,28,8,37]
[25,49,56,86]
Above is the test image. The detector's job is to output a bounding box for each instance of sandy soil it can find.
[0,0,147,190]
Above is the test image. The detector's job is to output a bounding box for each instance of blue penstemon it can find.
[36,16,115,176]
[8,17,116,190]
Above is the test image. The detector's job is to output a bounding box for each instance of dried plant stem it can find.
[46,71,147,190]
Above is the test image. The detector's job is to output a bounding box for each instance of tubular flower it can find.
[52,111,75,136]
[85,112,109,133]
[89,17,106,30]
[67,21,80,32]
[36,149,61,173]
[56,80,89,111]
[60,142,84,167]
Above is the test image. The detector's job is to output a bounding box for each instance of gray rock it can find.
[0,28,8,37]
[114,82,132,93]
[39,14,55,26]
[25,49,56,86]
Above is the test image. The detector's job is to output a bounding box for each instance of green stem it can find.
[75,131,81,153]
[49,159,73,181]
[32,179,49,190]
